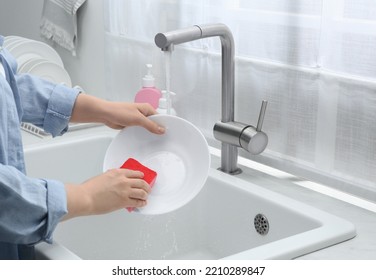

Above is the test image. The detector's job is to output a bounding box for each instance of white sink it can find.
[24,131,356,259]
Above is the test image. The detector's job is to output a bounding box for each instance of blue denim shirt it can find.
[0,35,80,259]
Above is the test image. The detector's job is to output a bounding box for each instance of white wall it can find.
[0,0,106,98]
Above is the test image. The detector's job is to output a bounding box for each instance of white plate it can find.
[0,61,5,78]
[103,115,210,215]
[7,39,64,67]
[18,57,46,73]
[3,36,26,48]
[16,53,40,71]
[27,59,72,87]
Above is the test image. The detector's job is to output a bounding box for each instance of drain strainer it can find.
[254,214,269,235]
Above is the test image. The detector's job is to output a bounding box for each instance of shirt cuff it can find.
[43,179,68,244]
[44,84,80,137]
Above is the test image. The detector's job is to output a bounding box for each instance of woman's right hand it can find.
[63,169,151,220]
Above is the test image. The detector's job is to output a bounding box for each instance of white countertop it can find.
[22,126,376,260]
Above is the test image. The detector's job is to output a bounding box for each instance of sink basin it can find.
[23,131,356,259]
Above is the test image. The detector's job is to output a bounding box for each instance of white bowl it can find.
[103,114,210,215]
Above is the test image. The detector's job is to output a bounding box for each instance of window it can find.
[104,0,376,202]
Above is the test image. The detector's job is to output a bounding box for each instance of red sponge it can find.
[120,158,157,212]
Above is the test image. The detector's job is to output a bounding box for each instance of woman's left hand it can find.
[103,102,165,134]
[70,93,165,134]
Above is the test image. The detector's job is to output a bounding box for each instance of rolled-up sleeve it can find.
[0,164,67,245]
[15,73,80,137]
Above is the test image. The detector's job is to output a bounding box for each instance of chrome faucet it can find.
[155,23,268,174]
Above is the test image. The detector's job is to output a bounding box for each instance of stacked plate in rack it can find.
[3,35,72,87]
[3,36,74,137]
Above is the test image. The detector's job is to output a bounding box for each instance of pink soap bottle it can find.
[134,64,162,109]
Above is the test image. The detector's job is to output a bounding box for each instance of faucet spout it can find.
[155,23,235,123]
[155,23,239,174]
[155,23,267,175]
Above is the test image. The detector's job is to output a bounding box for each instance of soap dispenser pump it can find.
[134,64,162,109]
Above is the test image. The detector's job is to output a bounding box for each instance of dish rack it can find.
[20,122,50,138]
[4,36,85,137]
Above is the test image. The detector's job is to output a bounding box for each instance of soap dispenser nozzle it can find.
[158,90,177,116]
[142,64,155,87]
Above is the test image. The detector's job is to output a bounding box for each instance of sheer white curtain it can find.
[104,0,376,202]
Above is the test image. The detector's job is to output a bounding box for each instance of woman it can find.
[0,35,164,259]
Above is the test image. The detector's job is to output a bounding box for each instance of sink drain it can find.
[254,214,269,235]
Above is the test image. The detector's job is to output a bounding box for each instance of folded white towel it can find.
[40,0,87,56]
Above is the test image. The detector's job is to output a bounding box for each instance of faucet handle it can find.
[256,100,268,132]
[238,100,268,155]
[213,99,269,156]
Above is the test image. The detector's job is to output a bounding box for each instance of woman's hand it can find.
[70,93,165,134]
[102,102,165,134]
[65,94,165,220]
[63,169,151,220]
